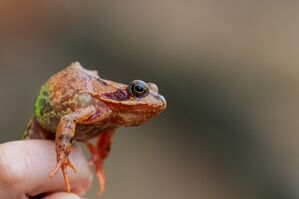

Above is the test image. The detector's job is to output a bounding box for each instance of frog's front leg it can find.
[49,105,98,192]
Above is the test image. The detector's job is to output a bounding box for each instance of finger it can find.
[43,192,81,199]
[0,140,92,198]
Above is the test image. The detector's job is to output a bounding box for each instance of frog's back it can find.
[34,62,101,132]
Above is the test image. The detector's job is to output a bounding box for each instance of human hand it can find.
[0,140,92,199]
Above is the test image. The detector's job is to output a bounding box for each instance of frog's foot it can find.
[85,129,115,194]
[85,140,106,194]
[49,156,77,192]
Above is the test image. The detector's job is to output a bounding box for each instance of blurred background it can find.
[1,0,299,198]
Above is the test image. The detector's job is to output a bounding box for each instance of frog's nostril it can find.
[152,94,167,109]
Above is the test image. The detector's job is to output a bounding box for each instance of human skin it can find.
[0,140,92,199]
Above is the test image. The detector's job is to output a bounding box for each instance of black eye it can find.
[129,80,149,98]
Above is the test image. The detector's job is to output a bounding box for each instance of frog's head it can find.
[99,80,166,126]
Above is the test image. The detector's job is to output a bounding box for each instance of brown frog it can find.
[23,62,167,194]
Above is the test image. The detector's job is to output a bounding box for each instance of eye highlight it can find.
[129,80,149,98]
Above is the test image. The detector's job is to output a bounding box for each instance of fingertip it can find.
[43,192,81,199]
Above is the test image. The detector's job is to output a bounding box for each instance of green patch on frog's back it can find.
[35,83,49,117]
[34,83,54,128]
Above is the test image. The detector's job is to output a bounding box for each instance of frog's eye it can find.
[129,80,149,98]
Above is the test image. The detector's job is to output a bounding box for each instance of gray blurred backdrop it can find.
[1,1,299,199]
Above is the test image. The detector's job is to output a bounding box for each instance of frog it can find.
[22,62,167,194]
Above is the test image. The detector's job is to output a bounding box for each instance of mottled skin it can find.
[23,62,166,194]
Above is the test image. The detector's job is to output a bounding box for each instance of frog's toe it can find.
[95,164,105,195]
[66,157,77,173]
[49,159,63,177]
[49,157,77,192]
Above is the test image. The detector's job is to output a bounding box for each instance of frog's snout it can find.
[148,82,167,110]
[160,95,167,109]
[153,94,166,110]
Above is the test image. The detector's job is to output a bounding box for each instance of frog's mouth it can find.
[102,100,165,114]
